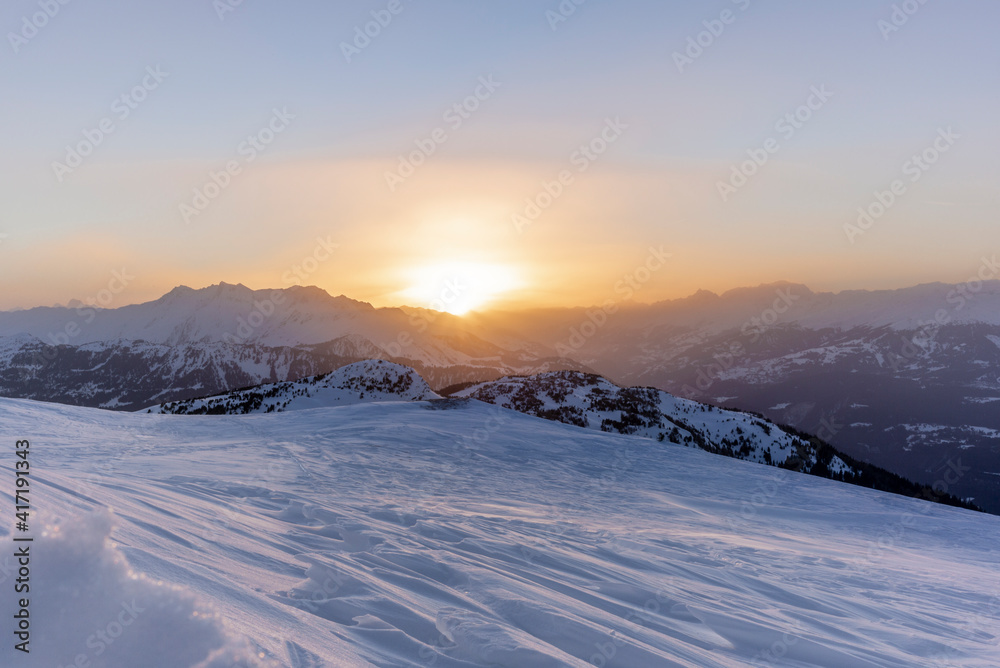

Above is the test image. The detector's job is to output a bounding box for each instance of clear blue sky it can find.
[1,0,997,310]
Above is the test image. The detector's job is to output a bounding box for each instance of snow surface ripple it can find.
[0,398,997,667]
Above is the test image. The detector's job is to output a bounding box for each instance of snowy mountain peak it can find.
[147,359,440,414]
[455,370,826,468]
[159,284,197,299]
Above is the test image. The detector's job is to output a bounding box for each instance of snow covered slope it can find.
[2,398,998,667]
[452,371,975,510]
[148,363,974,512]
[148,360,439,414]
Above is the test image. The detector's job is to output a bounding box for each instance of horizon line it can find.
[5,276,999,317]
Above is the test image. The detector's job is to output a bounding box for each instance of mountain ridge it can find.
[146,359,439,414]
[3,279,1000,510]
[147,359,979,513]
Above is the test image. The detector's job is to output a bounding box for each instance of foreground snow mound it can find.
[0,510,268,668]
[147,359,440,414]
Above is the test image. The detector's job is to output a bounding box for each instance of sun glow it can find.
[401,262,522,315]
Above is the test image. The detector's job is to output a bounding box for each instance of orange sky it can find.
[1,3,997,313]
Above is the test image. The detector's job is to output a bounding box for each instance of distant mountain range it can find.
[0,282,580,409]
[467,279,1000,511]
[2,278,999,510]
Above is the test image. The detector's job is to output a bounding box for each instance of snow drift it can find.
[0,510,267,667]
[0,396,998,666]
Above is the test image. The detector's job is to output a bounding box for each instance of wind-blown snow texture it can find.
[148,364,972,511]
[1,397,998,667]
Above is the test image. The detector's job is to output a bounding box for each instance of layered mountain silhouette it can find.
[2,278,999,510]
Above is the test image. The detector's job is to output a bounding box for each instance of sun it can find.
[401,262,521,315]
